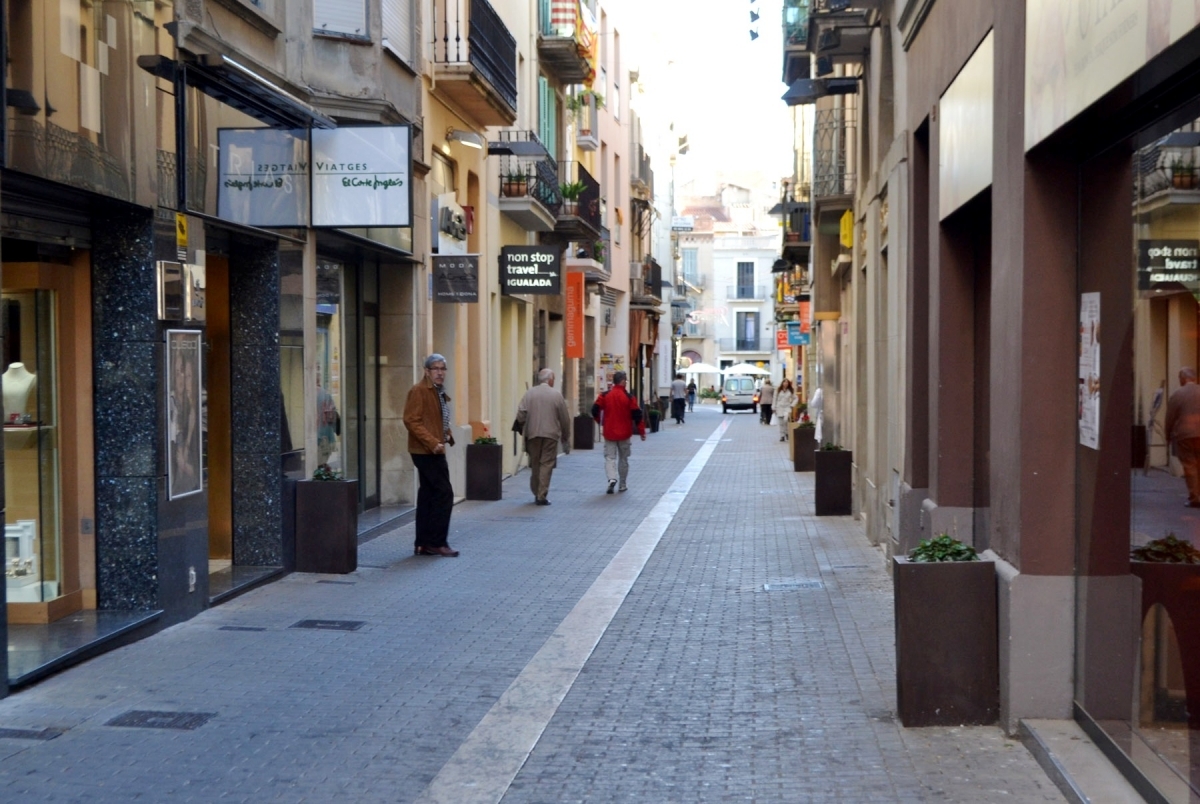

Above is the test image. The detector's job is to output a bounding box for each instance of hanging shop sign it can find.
[775,329,789,349]
[1137,239,1200,289]
[671,215,694,232]
[432,254,479,303]
[786,321,809,346]
[217,128,310,228]
[500,246,560,295]
[566,271,585,359]
[312,126,412,227]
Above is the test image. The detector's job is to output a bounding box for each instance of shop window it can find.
[316,262,346,472]
[3,291,61,603]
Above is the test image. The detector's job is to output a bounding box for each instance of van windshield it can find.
[724,378,755,392]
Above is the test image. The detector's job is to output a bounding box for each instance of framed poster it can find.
[167,329,204,500]
[1078,292,1100,450]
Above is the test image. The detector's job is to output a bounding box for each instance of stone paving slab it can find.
[0,406,1064,802]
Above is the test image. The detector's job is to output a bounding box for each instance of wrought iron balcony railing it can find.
[432,0,518,111]
[814,105,856,198]
[718,337,768,352]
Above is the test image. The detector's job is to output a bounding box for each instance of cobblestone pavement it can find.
[0,406,1063,802]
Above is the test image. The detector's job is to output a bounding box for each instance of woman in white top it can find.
[774,379,797,442]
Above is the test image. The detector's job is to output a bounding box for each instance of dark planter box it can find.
[466,443,503,501]
[894,557,998,727]
[814,449,852,515]
[648,413,660,433]
[295,479,358,574]
[793,425,816,471]
[573,415,595,450]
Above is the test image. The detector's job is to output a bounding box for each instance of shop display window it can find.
[316,261,345,473]
[3,290,61,603]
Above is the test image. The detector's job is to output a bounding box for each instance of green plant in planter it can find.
[798,419,815,428]
[474,435,498,445]
[820,442,843,451]
[908,533,978,562]
[699,387,719,399]
[312,463,344,481]
[560,180,586,201]
[593,240,606,261]
[1131,533,1200,563]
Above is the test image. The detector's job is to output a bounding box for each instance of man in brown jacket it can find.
[516,368,572,505]
[1167,366,1200,507]
[403,354,459,556]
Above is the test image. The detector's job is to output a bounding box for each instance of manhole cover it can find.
[763,579,823,591]
[290,619,364,631]
[0,727,62,741]
[219,626,266,632]
[106,711,214,731]
[316,580,356,585]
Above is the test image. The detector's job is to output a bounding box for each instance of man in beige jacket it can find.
[1167,366,1200,507]
[516,368,572,505]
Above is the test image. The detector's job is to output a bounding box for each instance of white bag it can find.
[769,413,778,426]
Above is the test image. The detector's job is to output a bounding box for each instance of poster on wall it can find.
[167,329,204,500]
[432,255,479,303]
[1078,292,1101,450]
[216,128,310,228]
[311,126,412,227]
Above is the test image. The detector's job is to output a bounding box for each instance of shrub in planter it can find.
[466,432,503,501]
[295,464,358,574]
[792,422,816,472]
[814,443,851,515]
[894,534,997,726]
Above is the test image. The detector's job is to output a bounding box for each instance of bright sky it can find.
[608,0,795,187]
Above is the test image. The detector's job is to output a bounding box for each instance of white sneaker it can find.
[606,480,616,494]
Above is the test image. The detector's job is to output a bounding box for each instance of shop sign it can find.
[500,246,560,295]
[671,215,694,232]
[432,255,479,303]
[839,210,854,248]
[786,321,809,346]
[775,329,789,349]
[566,271,585,359]
[1138,239,1200,289]
[312,126,411,227]
[216,128,310,228]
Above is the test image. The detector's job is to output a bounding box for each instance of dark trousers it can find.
[760,403,773,424]
[411,452,454,548]
[671,397,686,423]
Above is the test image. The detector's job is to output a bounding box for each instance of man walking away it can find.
[670,373,687,424]
[1167,366,1200,507]
[516,368,572,505]
[592,370,646,494]
[686,379,697,412]
[759,377,775,425]
[403,354,459,556]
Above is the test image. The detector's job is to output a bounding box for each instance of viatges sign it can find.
[217,128,310,227]
[500,246,560,295]
[312,126,412,227]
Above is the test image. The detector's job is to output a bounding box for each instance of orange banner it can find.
[566,271,585,359]
[799,300,811,334]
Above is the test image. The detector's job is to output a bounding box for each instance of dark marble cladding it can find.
[232,452,282,566]
[96,477,159,610]
[91,209,157,343]
[94,340,158,478]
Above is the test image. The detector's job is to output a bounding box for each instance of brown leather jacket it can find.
[404,376,454,454]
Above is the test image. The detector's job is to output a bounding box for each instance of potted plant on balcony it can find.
[501,170,528,197]
[593,240,606,262]
[893,533,998,727]
[295,463,358,574]
[560,180,586,215]
[566,89,604,135]
[813,442,851,515]
[1172,157,1198,190]
[466,429,503,501]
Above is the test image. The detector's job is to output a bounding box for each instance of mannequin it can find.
[2,362,35,419]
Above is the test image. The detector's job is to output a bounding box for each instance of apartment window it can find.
[737,262,754,297]
[538,76,558,159]
[315,0,367,37]
[382,0,414,62]
[682,248,699,283]
[736,311,759,351]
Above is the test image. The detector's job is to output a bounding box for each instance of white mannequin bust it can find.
[3,363,36,419]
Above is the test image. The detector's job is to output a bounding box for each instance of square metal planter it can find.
[893,557,998,726]
[295,479,358,574]
[792,425,816,471]
[466,443,503,501]
[814,448,852,515]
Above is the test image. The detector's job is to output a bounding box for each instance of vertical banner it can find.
[565,271,585,359]
[167,330,204,500]
[1078,292,1100,450]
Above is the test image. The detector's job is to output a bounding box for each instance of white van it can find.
[721,376,759,414]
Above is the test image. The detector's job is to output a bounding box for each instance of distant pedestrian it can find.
[670,373,687,424]
[1167,366,1200,507]
[686,380,697,412]
[403,354,459,557]
[758,378,775,424]
[592,370,646,494]
[774,379,797,442]
[516,368,572,506]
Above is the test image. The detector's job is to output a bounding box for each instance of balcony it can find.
[726,285,768,301]
[550,160,602,242]
[680,271,707,293]
[808,0,880,68]
[682,322,711,339]
[569,88,600,151]
[814,106,856,199]
[432,0,518,126]
[783,0,811,84]
[719,337,768,352]
[630,260,664,310]
[631,144,653,200]
[537,0,597,84]
[495,131,560,231]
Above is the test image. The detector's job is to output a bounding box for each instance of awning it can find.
[768,200,808,215]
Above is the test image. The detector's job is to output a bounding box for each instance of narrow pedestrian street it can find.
[0,406,1062,802]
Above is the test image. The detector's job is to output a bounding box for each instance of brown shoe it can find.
[431,546,460,557]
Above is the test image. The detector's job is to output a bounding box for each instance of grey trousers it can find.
[526,436,559,500]
[603,438,631,484]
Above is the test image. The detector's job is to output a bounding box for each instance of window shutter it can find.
[538,77,557,160]
[382,0,412,62]
[315,0,367,37]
